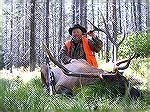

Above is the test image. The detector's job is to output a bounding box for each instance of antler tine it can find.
[116,59,130,66]
[116,53,136,66]
[115,53,136,70]
[42,42,70,73]
[87,19,99,31]
[87,19,106,34]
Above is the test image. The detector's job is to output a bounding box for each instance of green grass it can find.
[0,58,150,112]
[0,77,149,112]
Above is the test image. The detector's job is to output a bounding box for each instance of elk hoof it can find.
[129,87,141,100]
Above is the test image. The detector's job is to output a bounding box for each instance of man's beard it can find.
[72,36,82,43]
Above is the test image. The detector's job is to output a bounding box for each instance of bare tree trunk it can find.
[112,0,118,62]
[133,0,137,32]
[0,1,3,69]
[62,2,66,44]
[72,0,76,24]
[97,5,102,60]
[10,0,14,73]
[85,0,87,28]
[80,0,87,28]
[91,0,94,25]
[130,0,134,33]
[22,0,30,68]
[76,0,80,23]
[146,0,150,27]
[46,0,50,64]
[29,0,36,72]
[52,2,57,58]
[137,0,142,31]
[125,0,129,32]
[106,0,109,62]
[118,0,122,33]
[58,0,63,58]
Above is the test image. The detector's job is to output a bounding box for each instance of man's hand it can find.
[70,59,79,63]
[87,31,96,39]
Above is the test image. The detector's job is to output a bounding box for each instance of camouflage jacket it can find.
[59,36,103,64]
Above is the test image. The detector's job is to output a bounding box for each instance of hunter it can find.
[59,24,103,68]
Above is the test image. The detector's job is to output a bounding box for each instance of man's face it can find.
[72,28,82,38]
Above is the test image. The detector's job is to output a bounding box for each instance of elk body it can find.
[40,43,141,98]
[41,59,112,95]
[41,59,127,96]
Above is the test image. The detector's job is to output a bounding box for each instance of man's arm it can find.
[88,33,103,53]
[92,36,103,52]
[59,45,72,64]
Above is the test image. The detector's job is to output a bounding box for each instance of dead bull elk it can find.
[41,43,141,99]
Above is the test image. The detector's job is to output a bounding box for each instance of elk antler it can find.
[87,19,106,34]
[87,12,126,47]
[87,19,117,46]
[42,42,70,73]
[114,54,136,71]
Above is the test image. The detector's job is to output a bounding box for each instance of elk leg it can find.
[40,64,49,86]
[41,64,56,95]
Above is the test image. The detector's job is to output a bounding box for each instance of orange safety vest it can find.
[65,36,98,68]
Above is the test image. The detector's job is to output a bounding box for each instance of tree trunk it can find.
[137,0,142,31]
[72,0,75,24]
[46,0,50,64]
[106,0,109,63]
[146,0,150,27]
[92,0,94,25]
[10,0,14,73]
[76,0,80,23]
[22,0,30,68]
[125,0,129,32]
[58,0,63,61]
[118,0,122,33]
[80,0,87,28]
[112,0,118,62]
[133,0,137,32]
[52,2,57,58]
[29,0,36,72]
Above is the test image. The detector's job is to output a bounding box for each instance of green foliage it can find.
[123,57,150,92]
[130,58,149,76]
[118,29,150,58]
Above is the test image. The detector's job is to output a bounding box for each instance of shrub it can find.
[118,28,150,58]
